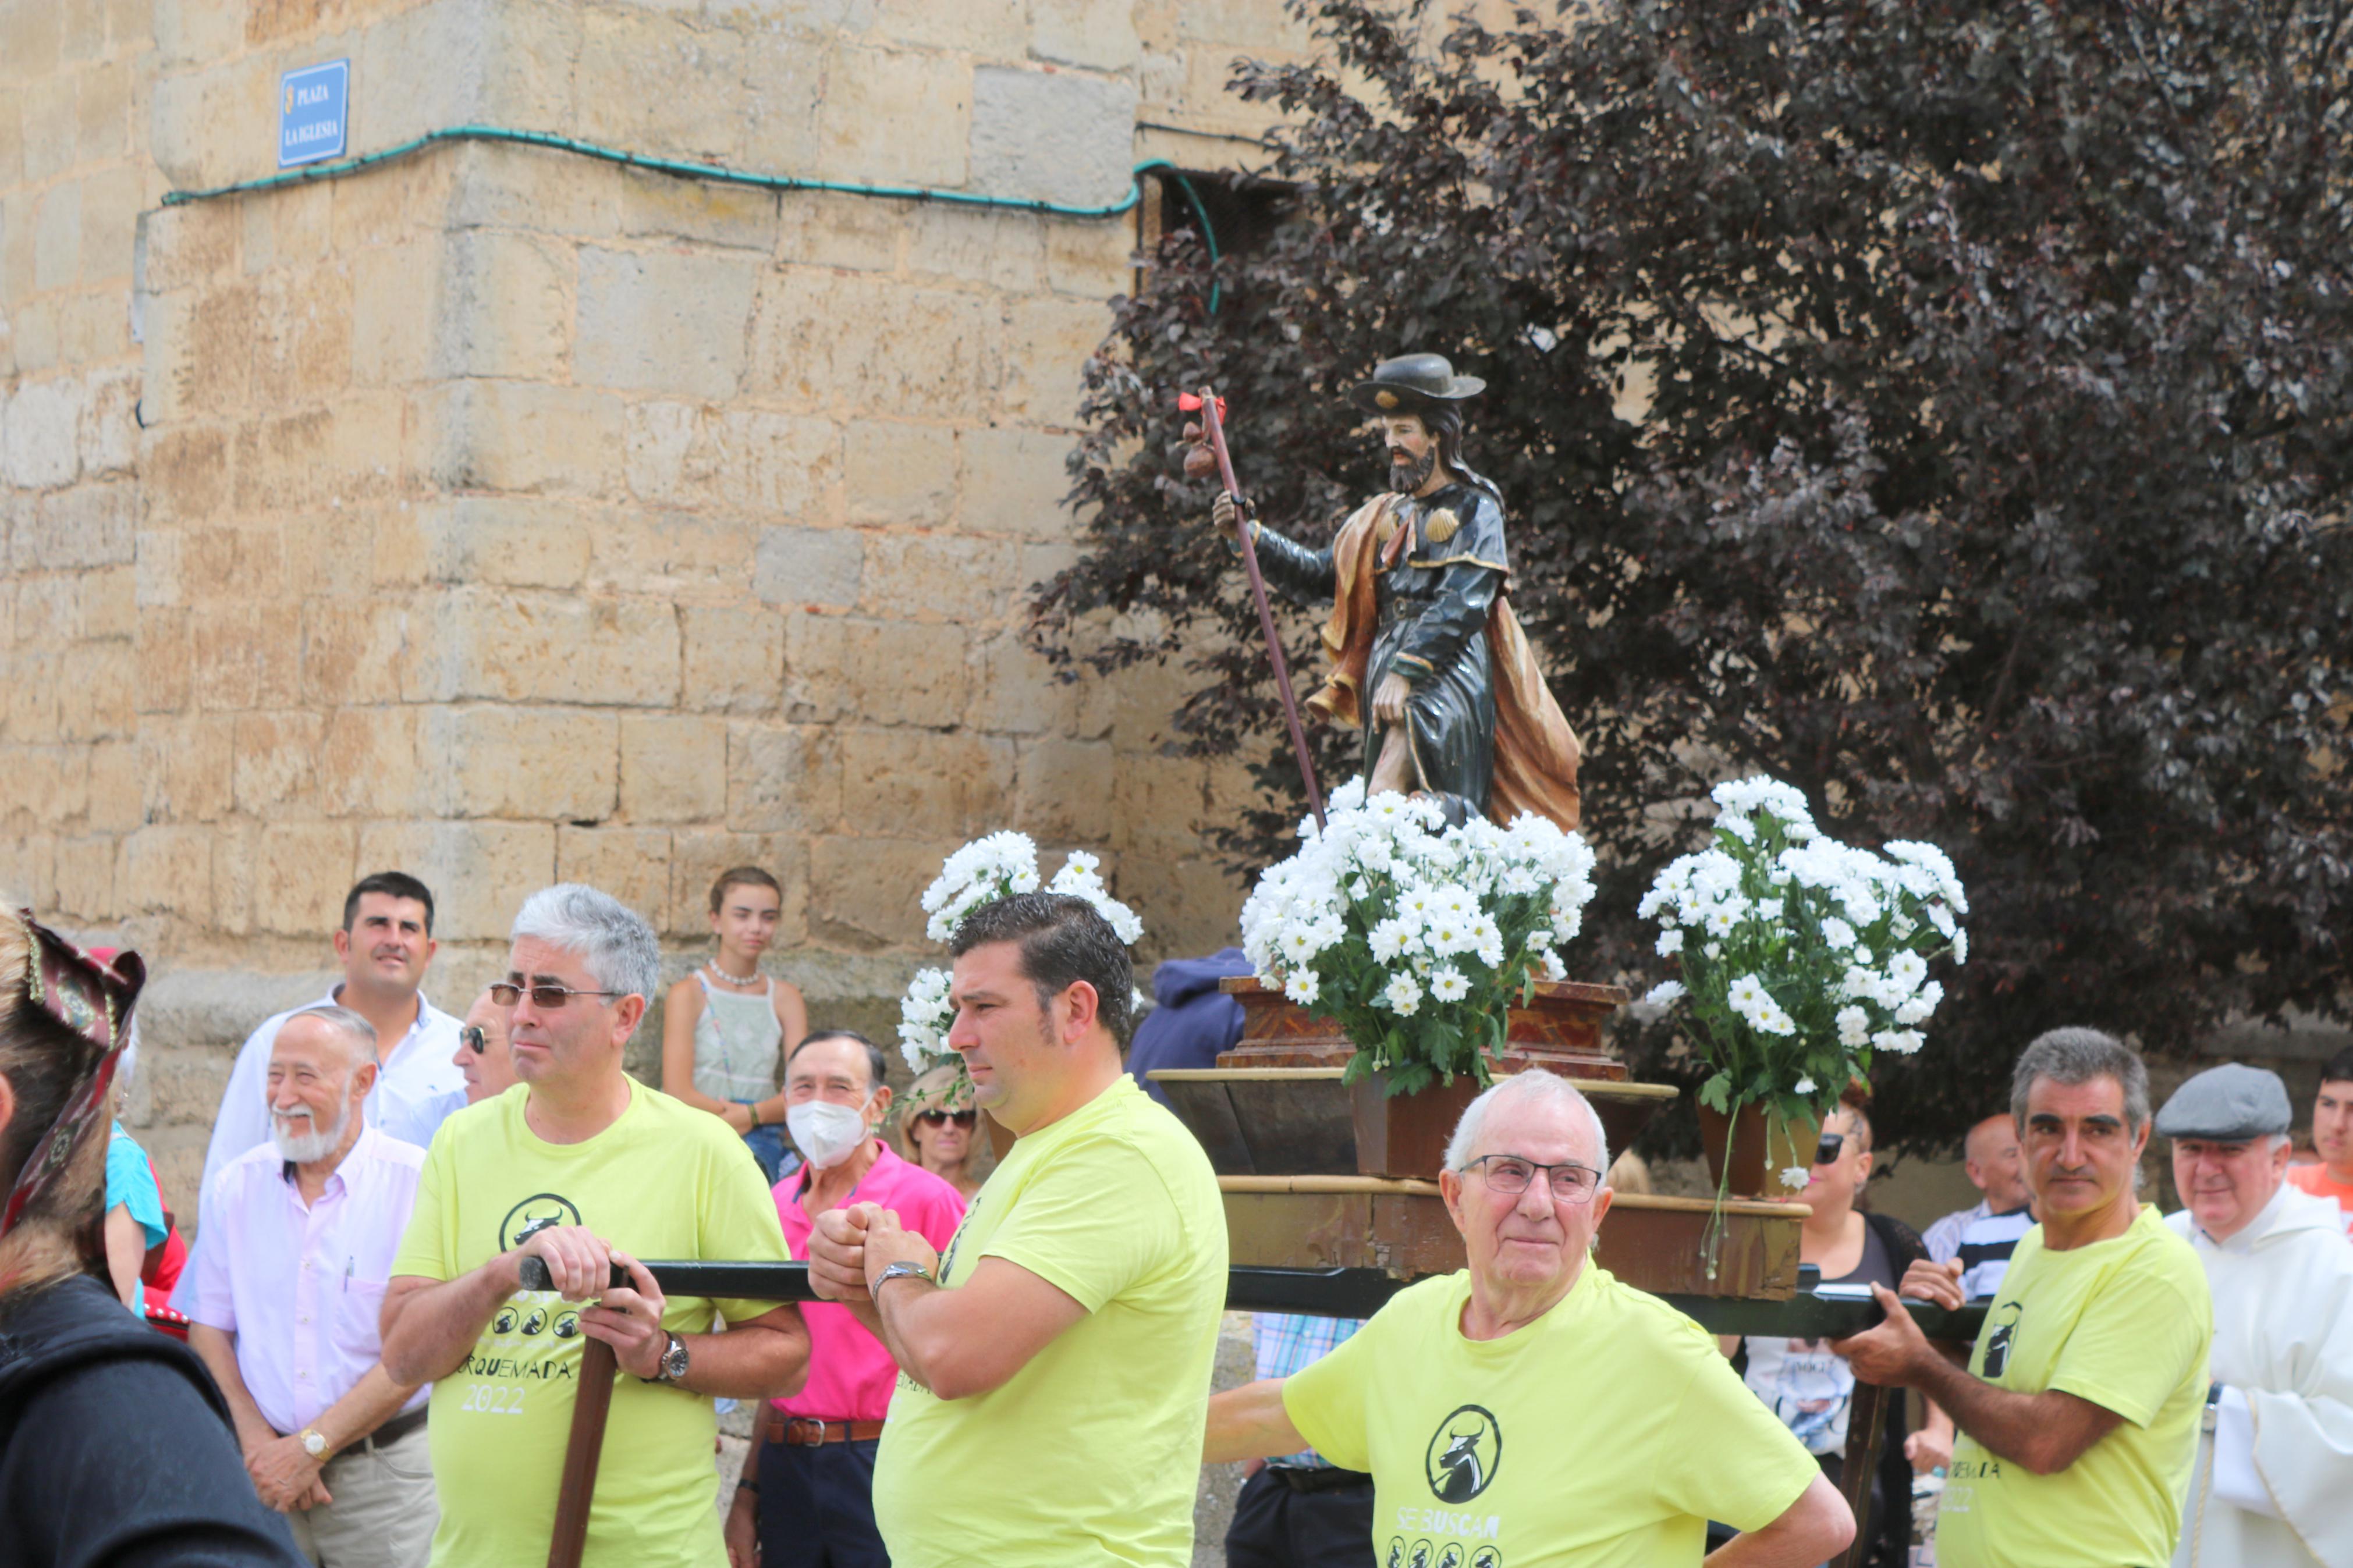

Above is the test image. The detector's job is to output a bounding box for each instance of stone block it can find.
[79,163,140,285]
[418,496,592,589]
[903,203,1048,291]
[958,425,1080,539]
[180,521,285,603]
[444,139,617,239]
[141,279,258,427]
[844,616,970,725]
[817,47,971,188]
[736,28,828,172]
[993,293,1108,423]
[426,705,620,822]
[3,650,63,744]
[152,0,240,68]
[0,0,64,83]
[1030,0,1142,71]
[318,705,427,817]
[748,269,996,419]
[55,290,126,364]
[681,604,784,716]
[1013,737,1115,841]
[0,833,56,908]
[149,54,275,192]
[1041,209,1132,299]
[300,598,410,706]
[13,574,76,645]
[355,819,557,944]
[847,0,1023,53]
[773,190,907,275]
[668,829,808,943]
[970,628,1077,736]
[250,266,355,411]
[19,74,73,183]
[1,193,34,306]
[84,737,140,831]
[970,67,1139,208]
[54,834,118,922]
[121,826,213,914]
[3,376,81,490]
[861,534,1016,622]
[281,505,389,602]
[141,425,230,529]
[77,58,130,161]
[845,422,957,525]
[620,170,781,252]
[139,202,240,295]
[726,722,839,834]
[5,297,56,375]
[585,510,756,598]
[142,714,235,824]
[19,481,135,569]
[423,380,626,499]
[242,176,333,275]
[753,524,865,610]
[837,728,1016,840]
[132,605,191,714]
[574,8,744,161]
[413,586,681,709]
[79,365,139,477]
[626,407,840,517]
[75,564,137,642]
[329,145,457,253]
[0,742,80,820]
[57,639,136,743]
[435,229,572,383]
[805,834,954,951]
[620,713,729,824]
[232,710,325,815]
[576,245,758,401]
[0,87,17,187]
[556,826,672,931]
[253,822,359,937]
[350,239,440,387]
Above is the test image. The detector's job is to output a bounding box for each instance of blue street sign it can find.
[278,60,349,169]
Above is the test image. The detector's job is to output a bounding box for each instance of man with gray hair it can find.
[2153,1063,2353,1567]
[1834,1027,2213,1568]
[186,1004,437,1565]
[1205,1068,1854,1566]
[381,884,806,1567]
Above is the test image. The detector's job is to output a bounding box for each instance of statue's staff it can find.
[1186,386,1326,829]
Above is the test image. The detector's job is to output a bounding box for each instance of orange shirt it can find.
[2286,1162,2353,1236]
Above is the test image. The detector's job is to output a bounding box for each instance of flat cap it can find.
[2154,1062,2291,1142]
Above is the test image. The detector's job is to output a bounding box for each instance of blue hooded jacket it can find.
[1127,947,1253,1107]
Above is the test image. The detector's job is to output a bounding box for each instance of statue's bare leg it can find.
[1369,726,1417,795]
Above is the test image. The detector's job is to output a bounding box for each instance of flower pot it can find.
[1349,1070,1485,1179]
[1696,1103,1815,1201]
[1216,976,1631,1078]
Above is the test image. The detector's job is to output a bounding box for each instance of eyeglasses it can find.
[1814,1132,1847,1165]
[1461,1154,1603,1203]
[917,1110,977,1129]
[460,1025,487,1055]
[488,982,623,1009]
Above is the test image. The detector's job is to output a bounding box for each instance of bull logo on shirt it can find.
[499,1193,584,1253]
[1981,1302,2022,1379]
[1437,1546,1465,1568]
[1424,1404,1502,1503]
[1385,1538,1406,1568]
[1471,1550,1502,1568]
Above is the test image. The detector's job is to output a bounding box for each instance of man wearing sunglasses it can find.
[381,884,808,1568]
[1206,1068,1855,1567]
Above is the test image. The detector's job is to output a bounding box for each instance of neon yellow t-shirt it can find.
[389,1079,793,1568]
[1283,1265,1821,1567]
[871,1075,1227,1567]
[1935,1203,2211,1568]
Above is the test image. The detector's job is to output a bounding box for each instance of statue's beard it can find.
[1388,447,1438,494]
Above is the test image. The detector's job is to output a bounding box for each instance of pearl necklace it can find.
[708,959,761,987]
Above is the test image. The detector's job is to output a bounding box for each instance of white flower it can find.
[1705,942,1722,959]
[1890,912,1915,940]
[1853,946,1874,967]
[1927,902,1957,938]
[1656,929,1684,956]
[1379,971,1424,1016]
[1952,929,1969,966]
[1705,905,1742,937]
[1836,1005,1870,1048]
[1367,916,1418,962]
[1823,916,1858,951]
[1428,967,1471,1002]
[1284,970,1321,1006]
[1887,950,1928,995]
[1781,1166,1812,1187]
[1871,1028,1926,1056]
[1425,917,1478,957]
[1758,898,1784,922]
[1793,1076,1818,1095]
[1727,973,1773,1021]
[1642,979,1687,1007]
[1541,950,1567,980]
[1753,1005,1797,1037]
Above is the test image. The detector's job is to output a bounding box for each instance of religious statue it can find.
[1204,353,1585,831]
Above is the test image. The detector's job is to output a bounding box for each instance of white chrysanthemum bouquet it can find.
[1638,776,1968,1183]
[1238,778,1598,1096]
[897,832,1144,1075]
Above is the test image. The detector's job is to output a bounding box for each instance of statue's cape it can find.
[1304,495,1584,831]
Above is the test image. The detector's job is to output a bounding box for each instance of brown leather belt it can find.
[768,1410,885,1446]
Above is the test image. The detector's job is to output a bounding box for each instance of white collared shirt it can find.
[183,1125,430,1435]
[194,987,467,1225]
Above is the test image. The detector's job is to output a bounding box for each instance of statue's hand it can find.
[1211,491,1243,534]
[1372,672,1412,726]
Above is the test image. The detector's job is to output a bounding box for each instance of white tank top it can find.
[691,973,783,1103]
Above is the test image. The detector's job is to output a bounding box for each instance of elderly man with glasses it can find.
[1205,1069,1854,1567]
[379,884,809,1567]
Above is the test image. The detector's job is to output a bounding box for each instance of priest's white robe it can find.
[2167,1183,2353,1568]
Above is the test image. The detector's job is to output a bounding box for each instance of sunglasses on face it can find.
[460,1025,487,1055]
[917,1110,977,1129]
[488,982,623,1009]
[1814,1132,1847,1165]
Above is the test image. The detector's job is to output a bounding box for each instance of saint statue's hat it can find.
[2153,1062,2292,1142]
[1349,352,1485,415]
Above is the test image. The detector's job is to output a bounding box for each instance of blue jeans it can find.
[744,1124,796,1185]
[757,1436,888,1568]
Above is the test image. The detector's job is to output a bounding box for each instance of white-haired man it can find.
[1205,1068,1854,1566]
[2154,1063,2353,1568]
[186,1005,436,1566]
[380,885,808,1567]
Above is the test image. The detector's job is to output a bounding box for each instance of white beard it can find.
[272,1103,349,1164]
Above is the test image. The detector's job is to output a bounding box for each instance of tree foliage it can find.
[1032,0,2353,1153]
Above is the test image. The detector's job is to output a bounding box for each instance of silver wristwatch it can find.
[645,1331,689,1385]
[875,1260,936,1292]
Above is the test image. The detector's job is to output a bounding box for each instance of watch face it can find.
[663,1337,689,1381]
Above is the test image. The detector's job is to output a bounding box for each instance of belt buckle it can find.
[794,1418,830,1446]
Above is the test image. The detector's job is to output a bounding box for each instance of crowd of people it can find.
[0,866,2348,1568]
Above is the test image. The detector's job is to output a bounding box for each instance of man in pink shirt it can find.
[727,1030,965,1568]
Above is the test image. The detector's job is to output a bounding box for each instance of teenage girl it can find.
[661,866,810,1182]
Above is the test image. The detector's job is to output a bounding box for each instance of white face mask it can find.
[787,1098,873,1171]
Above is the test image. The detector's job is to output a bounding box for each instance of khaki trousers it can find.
[285,1422,438,1568]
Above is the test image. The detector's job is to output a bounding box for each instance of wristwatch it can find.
[875,1261,936,1292]
[299,1427,330,1460]
[644,1331,690,1385]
